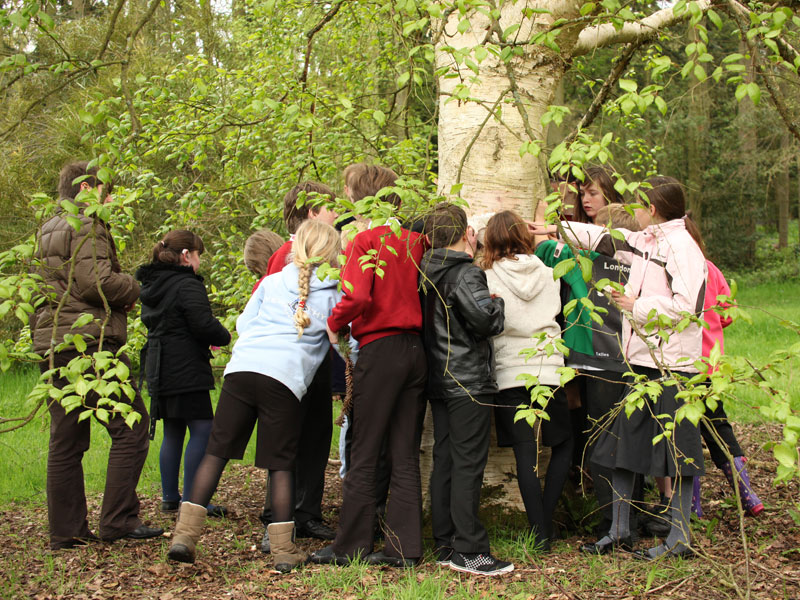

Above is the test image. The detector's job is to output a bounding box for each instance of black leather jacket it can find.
[419,249,505,400]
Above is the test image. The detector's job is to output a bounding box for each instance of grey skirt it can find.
[591,366,705,478]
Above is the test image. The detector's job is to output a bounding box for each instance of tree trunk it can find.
[736,40,758,266]
[435,4,582,218]
[777,135,790,248]
[687,25,708,232]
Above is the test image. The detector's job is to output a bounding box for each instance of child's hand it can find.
[326,322,339,345]
[611,290,636,312]
[527,223,557,236]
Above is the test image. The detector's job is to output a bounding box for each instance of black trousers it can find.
[582,370,628,522]
[43,350,149,548]
[263,352,332,524]
[332,334,427,559]
[429,394,491,553]
[699,398,743,467]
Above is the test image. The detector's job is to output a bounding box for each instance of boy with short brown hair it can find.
[311,163,427,567]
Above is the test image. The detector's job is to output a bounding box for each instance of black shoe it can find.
[51,532,99,550]
[435,546,454,566]
[448,552,514,576]
[643,515,671,537]
[308,544,352,566]
[366,551,420,568]
[633,543,695,561]
[161,501,180,513]
[579,536,633,555]
[121,525,164,540]
[296,518,335,540]
[206,504,228,519]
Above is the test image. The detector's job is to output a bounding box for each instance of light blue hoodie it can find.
[224,263,342,400]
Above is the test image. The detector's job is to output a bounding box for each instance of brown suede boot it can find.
[268,521,308,573]
[168,502,207,563]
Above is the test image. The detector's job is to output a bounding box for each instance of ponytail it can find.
[151,230,204,265]
[684,211,706,258]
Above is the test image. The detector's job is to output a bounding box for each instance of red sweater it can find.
[267,240,293,275]
[328,225,426,347]
[251,240,293,295]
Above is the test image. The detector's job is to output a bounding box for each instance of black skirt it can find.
[591,366,705,478]
[158,389,214,421]
[494,386,571,448]
[206,371,302,470]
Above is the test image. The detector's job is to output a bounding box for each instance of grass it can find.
[1,280,799,599]
[0,367,344,504]
[723,279,800,422]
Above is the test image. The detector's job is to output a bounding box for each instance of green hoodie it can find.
[534,240,596,357]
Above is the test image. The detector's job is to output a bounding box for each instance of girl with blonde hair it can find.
[167,220,344,572]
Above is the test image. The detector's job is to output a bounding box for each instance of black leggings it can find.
[188,454,295,522]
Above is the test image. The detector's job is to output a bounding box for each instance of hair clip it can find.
[298,300,306,309]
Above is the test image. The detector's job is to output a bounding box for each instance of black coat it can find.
[136,263,231,399]
[419,249,505,400]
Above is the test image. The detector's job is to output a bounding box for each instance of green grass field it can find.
[0,280,798,504]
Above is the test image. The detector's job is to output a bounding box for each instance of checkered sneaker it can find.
[449,552,514,576]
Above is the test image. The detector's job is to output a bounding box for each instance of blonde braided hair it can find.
[291,219,341,338]
[293,263,314,337]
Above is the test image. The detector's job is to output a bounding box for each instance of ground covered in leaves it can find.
[1,423,799,599]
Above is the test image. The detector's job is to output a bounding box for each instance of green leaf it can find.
[774,442,798,468]
[619,79,637,92]
[552,258,576,281]
[746,82,761,105]
[71,313,95,329]
[457,18,470,34]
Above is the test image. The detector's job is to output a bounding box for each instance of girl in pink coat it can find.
[553,176,707,559]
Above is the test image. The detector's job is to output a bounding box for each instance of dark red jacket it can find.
[328,225,426,347]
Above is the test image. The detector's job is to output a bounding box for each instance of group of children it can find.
[136,162,762,575]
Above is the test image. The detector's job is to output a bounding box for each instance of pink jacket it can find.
[563,219,707,372]
[703,260,732,363]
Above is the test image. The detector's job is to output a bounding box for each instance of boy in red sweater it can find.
[310,163,427,567]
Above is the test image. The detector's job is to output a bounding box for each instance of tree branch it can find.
[96,0,128,61]
[566,38,646,142]
[726,0,800,144]
[572,0,712,57]
[300,0,346,89]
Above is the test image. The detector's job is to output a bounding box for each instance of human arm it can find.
[630,244,706,324]
[73,219,139,308]
[327,233,375,333]
[180,279,232,346]
[451,266,505,338]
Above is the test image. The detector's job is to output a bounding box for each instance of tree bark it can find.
[777,134,790,248]
[435,3,582,217]
[687,25,708,233]
[736,40,758,265]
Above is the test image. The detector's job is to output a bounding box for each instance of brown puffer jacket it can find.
[31,210,140,355]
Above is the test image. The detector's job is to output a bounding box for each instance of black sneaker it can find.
[435,546,453,566]
[449,552,514,576]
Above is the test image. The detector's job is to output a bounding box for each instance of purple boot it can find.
[720,457,764,516]
[692,476,703,518]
